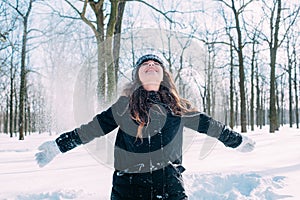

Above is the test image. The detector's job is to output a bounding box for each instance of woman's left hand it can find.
[236,135,256,152]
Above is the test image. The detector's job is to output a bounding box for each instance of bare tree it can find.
[294,49,299,128]
[4,0,36,140]
[286,35,294,128]
[256,62,262,128]
[9,48,18,137]
[216,0,256,132]
[229,37,236,129]
[284,26,299,128]
[57,0,185,104]
[248,28,261,131]
[57,0,127,104]
[260,0,300,132]
[287,12,299,129]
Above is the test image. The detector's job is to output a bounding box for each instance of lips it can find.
[145,67,158,73]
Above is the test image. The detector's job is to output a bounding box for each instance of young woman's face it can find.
[138,60,164,90]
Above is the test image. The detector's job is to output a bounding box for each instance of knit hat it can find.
[132,54,164,81]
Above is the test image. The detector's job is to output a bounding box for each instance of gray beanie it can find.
[132,54,164,80]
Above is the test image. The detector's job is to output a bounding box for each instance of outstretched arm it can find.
[35,96,128,167]
[184,112,255,152]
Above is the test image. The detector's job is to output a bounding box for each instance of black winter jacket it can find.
[55,92,242,173]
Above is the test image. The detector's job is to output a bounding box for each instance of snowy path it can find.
[0,126,299,200]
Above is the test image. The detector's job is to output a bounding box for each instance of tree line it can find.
[0,0,299,140]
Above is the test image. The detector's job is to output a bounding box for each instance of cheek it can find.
[138,70,145,81]
[159,71,164,80]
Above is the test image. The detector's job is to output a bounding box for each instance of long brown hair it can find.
[123,67,197,139]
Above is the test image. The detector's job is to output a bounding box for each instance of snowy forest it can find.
[0,0,300,140]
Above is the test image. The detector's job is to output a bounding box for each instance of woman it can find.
[35,54,255,200]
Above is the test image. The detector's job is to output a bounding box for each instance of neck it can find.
[143,84,160,91]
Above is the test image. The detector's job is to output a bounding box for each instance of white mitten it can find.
[35,140,61,167]
[236,135,255,152]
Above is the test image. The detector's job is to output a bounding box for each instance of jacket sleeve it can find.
[55,96,128,153]
[183,112,242,148]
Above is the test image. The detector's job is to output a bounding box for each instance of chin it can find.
[144,81,161,85]
[142,82,161,90]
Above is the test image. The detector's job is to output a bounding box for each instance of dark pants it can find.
[110,165,188,200]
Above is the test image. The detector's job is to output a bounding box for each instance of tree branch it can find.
[126,0,175,23]
[63,0,98,36]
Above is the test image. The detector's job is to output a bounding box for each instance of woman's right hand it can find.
[35,140,61,167]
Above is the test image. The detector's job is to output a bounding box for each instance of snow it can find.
[0,126,299,200]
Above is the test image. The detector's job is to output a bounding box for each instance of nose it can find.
[142,61,160,67]
[146,61,155,66]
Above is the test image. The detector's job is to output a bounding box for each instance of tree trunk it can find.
[261,91,264,128]
[276,79,281,128]
[26,93,31,134]
[19,20,28,140]
[286,38,293,127]
[235,92,239,126]
[269,0,281,133]
[14,85,18,135]
[288,59,293,127]
[294,51,299,128]
[92,2,106,104]
[256,63,261,128]
[250,42,255,131]
[206,48,212,116]
[113,1,126,92]
[4,98,9,134]
[280,75,285,126]
[24,91,28,136]
[9,59,14,137]
[232,2,247,132]
[84,1,124,105]
[236,32,247,132]
[229,39,234,129]
[18,0,33,140]
[105,0,118,102]
[97,38,106,104]
[269,43,278,132]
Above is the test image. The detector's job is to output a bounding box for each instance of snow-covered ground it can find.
[0,126,299,200]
